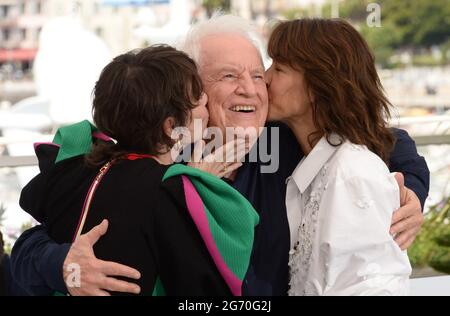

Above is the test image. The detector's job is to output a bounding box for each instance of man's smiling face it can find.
[198,34,268,134]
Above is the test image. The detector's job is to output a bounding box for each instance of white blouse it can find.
[286,135,412,296]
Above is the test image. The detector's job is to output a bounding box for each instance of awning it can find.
[0,48,38,62]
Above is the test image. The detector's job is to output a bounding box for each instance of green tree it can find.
[281,0,450,66]
[409,196,450,274]
[360,22,401,67]
[338,0,450,48]
[442,39,450,63]
[382,0,450,48]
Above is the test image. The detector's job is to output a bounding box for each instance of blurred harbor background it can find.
[0,0,449,283]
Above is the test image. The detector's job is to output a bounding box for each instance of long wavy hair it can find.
[268,18,395,163]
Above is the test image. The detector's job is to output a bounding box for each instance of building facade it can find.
[0,0,49,76]
[0,0,185,77]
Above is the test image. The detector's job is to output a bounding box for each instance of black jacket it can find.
[20,154,231,296]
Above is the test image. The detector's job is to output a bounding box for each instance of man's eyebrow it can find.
[207,64,265,75]
[216,65,243,72]
[251,67,265,73]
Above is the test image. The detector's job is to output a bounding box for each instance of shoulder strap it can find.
[73,161,114,242]
[73,155,156,241]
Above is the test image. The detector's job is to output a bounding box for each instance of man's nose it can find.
[236,73,257,97]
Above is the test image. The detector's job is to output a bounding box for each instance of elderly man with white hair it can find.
[11,15,429,296]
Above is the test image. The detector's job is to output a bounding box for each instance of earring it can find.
[174,139,183,152]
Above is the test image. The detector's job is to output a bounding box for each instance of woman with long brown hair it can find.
[266,19,412,295]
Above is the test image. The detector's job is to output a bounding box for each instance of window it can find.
[36,0,42,14]
[35,27,42,41]
[20,28,26,41]
[0,6,8,18]
[3,29,10,41]
[27,0,41,15]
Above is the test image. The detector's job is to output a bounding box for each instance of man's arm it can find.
[389,128,430,250]
[11,221,142,296]
[11,225,70,296]
[390,128,430,209]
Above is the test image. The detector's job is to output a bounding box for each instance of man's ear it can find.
[163,117,176,139]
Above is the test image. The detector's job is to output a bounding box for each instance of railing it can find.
[0,133,52,167]
[390,96,450,108]
[414,135,450,146]
[0,155,37,167]
[393,116,450,146]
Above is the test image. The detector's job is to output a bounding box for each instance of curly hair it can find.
[268,18,395,163]
[86,45,203,167]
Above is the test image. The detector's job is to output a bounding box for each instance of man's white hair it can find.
[178,13,265,66]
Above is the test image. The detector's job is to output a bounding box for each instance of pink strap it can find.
[72,154,154,241]
[73,161,114,242]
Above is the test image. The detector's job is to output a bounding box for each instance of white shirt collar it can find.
[291,134,343,194]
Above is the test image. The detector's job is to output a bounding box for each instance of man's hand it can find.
[63,220,142,296]
[188,139,245,178]
[391,173,424,251]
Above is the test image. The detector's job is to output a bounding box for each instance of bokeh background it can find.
[1,0,449,280]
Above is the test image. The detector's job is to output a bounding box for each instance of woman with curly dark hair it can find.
[266,19,412,295]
